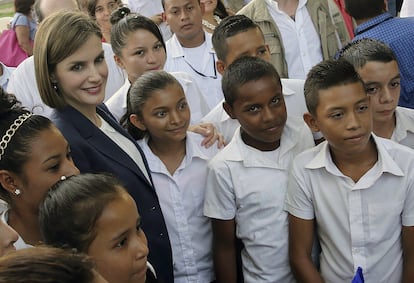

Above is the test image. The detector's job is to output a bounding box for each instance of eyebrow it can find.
[42,144,70,164]
[110,216,141,243]
[363,73,401,85]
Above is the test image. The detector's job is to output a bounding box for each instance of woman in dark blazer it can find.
[33,11,173,283]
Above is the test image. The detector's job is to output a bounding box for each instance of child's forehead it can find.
[234,76,282,100]
[316,82,366,108]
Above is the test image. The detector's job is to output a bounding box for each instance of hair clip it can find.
[0,113,32,161]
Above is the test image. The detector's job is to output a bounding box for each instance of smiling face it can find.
[11,126,79,213]
[357,60,400,125]
[87,189,149,283]
[94,0,119,31]
[224,76,286,151]
[310,82,373,158]
[53,35,108,114]
[115,29,166,83]
[163,0,205,47]
[131,82,190,147]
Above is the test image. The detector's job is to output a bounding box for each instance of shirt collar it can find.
[266,0,308,14]
[355,12,393,36]
[393,107,414,141]
[167,31,215,59]
[306,134,404,178]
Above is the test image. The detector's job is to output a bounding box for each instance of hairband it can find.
[0,113,32,161]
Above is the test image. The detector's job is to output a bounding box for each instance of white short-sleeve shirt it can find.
[164,32,222,111]
[105,72,209,124]
[138,132,220,283]
[391,106,414,149]
[204,117,314,282]
[285,135,414,283]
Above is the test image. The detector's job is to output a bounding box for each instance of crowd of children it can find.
[0,0,414,282]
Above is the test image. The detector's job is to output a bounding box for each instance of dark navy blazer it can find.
[52,105,173,283]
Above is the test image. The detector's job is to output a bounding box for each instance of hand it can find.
[150,14,163,25]
[188,123,225,149]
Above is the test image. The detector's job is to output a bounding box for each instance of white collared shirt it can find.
[286,135,414,283]
[265,0,323,79]
[201,78,309,142]
[391,106,414,149]
[204,118,314,282]
[1,209,32,251]
[7,44,125,118]
[0,62,15,91]
[164,32,222,111]
[105,72,209,124]
[138,132,220,283]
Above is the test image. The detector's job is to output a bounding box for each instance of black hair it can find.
[39,173,126,252]
[221,56,281,106]
[344,0,386,20]
[304,59,364,116]
[0,88,52,204]
[14,0,35,15]
[214,0,229,19]
[337,38,397,69]
[212,14,261,61]
[110,6,166,58]
[122,71,183,140]
[0,246,96,283]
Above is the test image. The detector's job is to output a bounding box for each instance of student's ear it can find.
[200,1,205,14]
[50,73,58,84]
[129,114,147,131]
[162,12,167,22]
[383,0,388,11]
[0,170,20,195]
[216,60,226,75]
[223,101,236,119]
[114,54,125,70]
[303,112,320,133]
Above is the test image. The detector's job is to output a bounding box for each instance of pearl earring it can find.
[14,189,21,196]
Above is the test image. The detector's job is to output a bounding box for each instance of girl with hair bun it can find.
[106,7,224,148]
[40,173,159,283]
[0,87,79,249]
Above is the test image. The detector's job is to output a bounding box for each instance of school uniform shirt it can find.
[391,106,414,149]
[201,78,309,142]
[204,117,314,282]
[6,43,125,118]
[0,62,14,91]
[164,32,222,111]
[285,134,414,283]
[105,72,209,124]
[138,132,220,283]
[1,209,32,250]
[52,104,174,283]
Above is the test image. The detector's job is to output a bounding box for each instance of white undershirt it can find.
[266,0,323,79]
[99,115,151,183]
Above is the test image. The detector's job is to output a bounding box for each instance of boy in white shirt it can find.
[162,0,223,111]
[286,59,414,282]
[338,38,414,149]
[201,14,308,142]
[204,56,314,283]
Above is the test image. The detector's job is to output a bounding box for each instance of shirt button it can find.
[159,233,164,237]
[150,206,156,211]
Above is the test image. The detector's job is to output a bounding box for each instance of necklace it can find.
[202,15,222,31]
